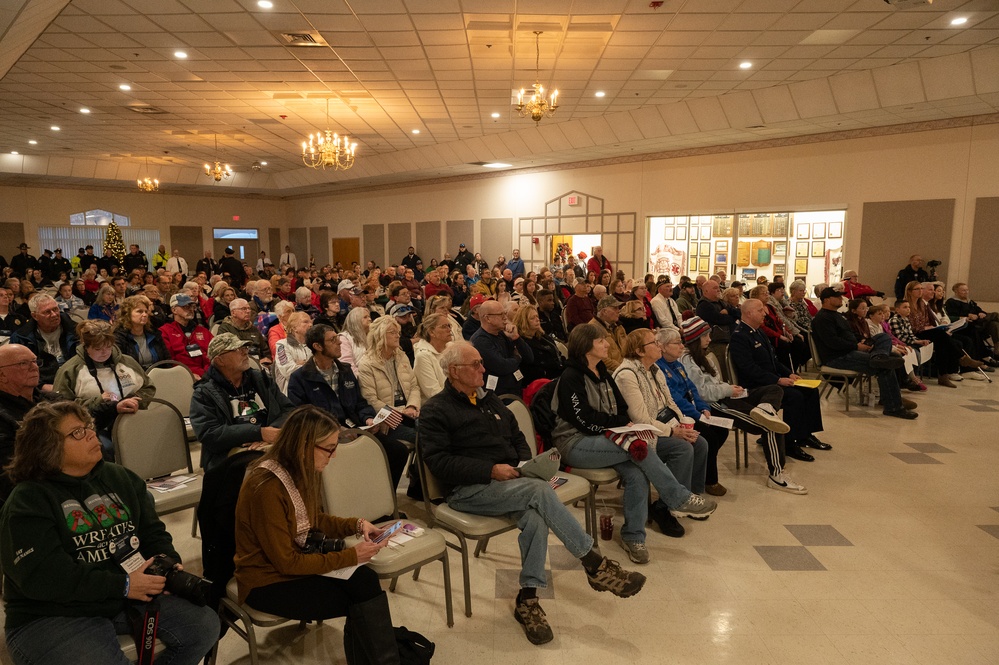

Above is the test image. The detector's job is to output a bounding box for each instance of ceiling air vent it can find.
[275,31,329,47]
[127,105,167,114]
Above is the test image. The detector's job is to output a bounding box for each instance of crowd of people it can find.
[0,239,996,658]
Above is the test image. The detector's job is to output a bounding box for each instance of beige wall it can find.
[3,121,998,300]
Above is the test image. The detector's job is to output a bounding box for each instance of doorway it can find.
[331,237,359,268]
[213,239,259,266]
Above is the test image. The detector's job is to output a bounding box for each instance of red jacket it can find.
[159,321,212,377]
[842,279,878,300]
[586,255,612,277]
[424,282,454,299]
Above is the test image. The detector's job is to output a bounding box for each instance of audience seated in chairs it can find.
[11,294,78,388]
[945,282,999,367]
[512,303,563,385]
[273,311,313,395]
[114,295,170,369]
[901,280,983,387]
[867,303,926,392]
[412,312,451,401]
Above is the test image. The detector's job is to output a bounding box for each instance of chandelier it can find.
[302,98,357,170]
[515,31,559,124]
[204,134,232,182]
[137,157,159,192]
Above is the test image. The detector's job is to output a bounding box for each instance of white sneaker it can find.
[767,473,808,495]
[749,404,791,434]
[965,372,986,381]
[946,374,964,381]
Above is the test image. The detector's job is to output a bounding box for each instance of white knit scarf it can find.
[259,460,311,548]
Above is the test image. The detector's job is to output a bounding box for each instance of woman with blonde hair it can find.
[512,304,562,384]
[903,280,978,387]
[267,299,297,357]
[338,307,371,374]
[114,295,170,368]
[87,283,118,323]
[413,312,452,400]
[235,406,402,664]
[209,281,236,322]
[424,294,461,340]
[273,311,313,394]
[357,315,419,488]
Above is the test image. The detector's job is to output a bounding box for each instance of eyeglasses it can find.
[0,358,41,370]
[315,443,338,458]
[641,341,659,349]
[454,359,484,369]
[63,423,96,441]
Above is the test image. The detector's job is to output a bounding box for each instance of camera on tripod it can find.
[145,554,212,607]
[927,259,942,279]
[300,528,346,554]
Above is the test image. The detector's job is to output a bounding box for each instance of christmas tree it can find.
[103,220,125,264]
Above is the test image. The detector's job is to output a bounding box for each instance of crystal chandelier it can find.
[204,134,232,182]
[302,99,357,170]
[516,31,559,124]
[137,157,158,192]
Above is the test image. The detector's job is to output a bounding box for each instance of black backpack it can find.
[528,379,559,452]
[395,626,435,665]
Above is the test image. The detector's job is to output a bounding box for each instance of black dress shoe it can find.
[786,446,815,462]
[804,435,832,451]
[649,501,685,538]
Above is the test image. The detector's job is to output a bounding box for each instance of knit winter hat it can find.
[681,316,711,345]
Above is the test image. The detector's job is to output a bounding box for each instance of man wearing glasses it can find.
[471,300,533,397]
[0,344,58,502]
[217,298,271,364]
[11,295,78,388]
[190,333,292,471]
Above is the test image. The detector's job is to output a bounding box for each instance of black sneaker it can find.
[514,597,554,645]
[649,501,685,538]
[585,558,646,598]
[884,408,918,420]
[870,354,904,370]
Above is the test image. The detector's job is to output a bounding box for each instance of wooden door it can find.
[331,237,359,268]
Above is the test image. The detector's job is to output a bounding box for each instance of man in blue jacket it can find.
[506,248,525,280]
[286,324,410,489]
[471,300,533,396]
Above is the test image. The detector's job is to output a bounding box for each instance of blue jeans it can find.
[447,477,593,589]
[5,594,220,665]
[565,435,700,544]
[824,333,902,411]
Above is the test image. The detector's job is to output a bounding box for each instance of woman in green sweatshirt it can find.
[0,400,219,665]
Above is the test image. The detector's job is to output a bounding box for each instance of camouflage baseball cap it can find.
[207,332,251,361]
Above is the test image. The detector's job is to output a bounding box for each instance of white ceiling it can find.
[0,0,997,196]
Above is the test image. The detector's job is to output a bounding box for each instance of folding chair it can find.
[807,333,866,411]
[723,348,753,470]
[321,432,454,627]
[147,362,197,442]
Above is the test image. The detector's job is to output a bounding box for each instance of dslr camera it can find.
[145,554,212,607]
[927,259,942,279]
[300,528,345,554]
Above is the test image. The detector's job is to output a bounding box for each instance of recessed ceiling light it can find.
[50,126,60,131]
[174,51,187,59]
[950,17,968,26]
[739,61,753,69]
[411,129,420,134]
[491,112,500,118]
[483,162,511,169]
[257,0,273,7]
[79,108,90,114]
[119,84,131,91]
[10,151,18,155]
[260,161,267,166]
[28,140,37,145]
[594,91,606,98]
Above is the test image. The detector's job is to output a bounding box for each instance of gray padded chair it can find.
[807,332,865,411]
[321,432,454,628]
[147,362,198,442]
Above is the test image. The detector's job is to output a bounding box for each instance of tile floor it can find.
[3,377,999,664]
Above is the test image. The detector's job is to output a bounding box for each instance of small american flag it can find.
[383,408,404,429]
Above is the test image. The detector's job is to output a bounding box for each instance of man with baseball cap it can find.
[190,332,292,470]
[159,293,213,378]
[453,243,474,276]
[590,296,628,372]
[811,287,915,420]
[461,293,490,340]
[46,248,72,282]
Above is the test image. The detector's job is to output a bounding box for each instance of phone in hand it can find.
[373,520,404,544]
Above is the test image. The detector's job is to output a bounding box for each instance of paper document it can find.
[147,475,196,493]
[323,563,365,580]
[607,425,658,442]
[937,317,966,334]
[793,379,822,389]
[728,391,748,399]
[701,415,734,429]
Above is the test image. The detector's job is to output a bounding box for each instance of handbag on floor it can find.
[396,626,435,665]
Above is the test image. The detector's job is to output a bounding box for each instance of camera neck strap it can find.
[130,596,160,665]
[259,460,310,547]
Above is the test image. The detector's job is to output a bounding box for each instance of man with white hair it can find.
[11,295,78,387]
[651,280,682,330]
[841,270,883,301]
[421,341,646,645]
[217,298,271,363]
[166,249,188,276]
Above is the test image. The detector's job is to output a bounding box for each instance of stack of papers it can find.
[147,475,197,493]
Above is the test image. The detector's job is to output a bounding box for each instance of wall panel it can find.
[168,225,202,272]
[387,222,411,267]
[968,197,999,301]
[287,227,308,268]
[363,224,385,267]
[414,221,441,264]
[480,218,514,264]
[309,226,329,267]
[446,219,473,255]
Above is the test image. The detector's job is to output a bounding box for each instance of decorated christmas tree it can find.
[103,220,126,264]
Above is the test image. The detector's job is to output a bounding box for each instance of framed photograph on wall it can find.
[699,258,709,273]
[796,225,809,239]
[813,222,826,239]
[811,241,825,257]
[688,257,698,272]
[690,227,699,240]
[829,222,843,239]
[794,258,808,274]
[676,226,687,241]
[796,242,808,258]
[663,227,674,240]
[715,240,728,252]
[699,242,710,256]
[774,241,787,258]
[716,253,727,264]
[774,263,786,276]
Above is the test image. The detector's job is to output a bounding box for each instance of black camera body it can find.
[300,528,345,554]
[146,554,212,607]
[927,259,942,279]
